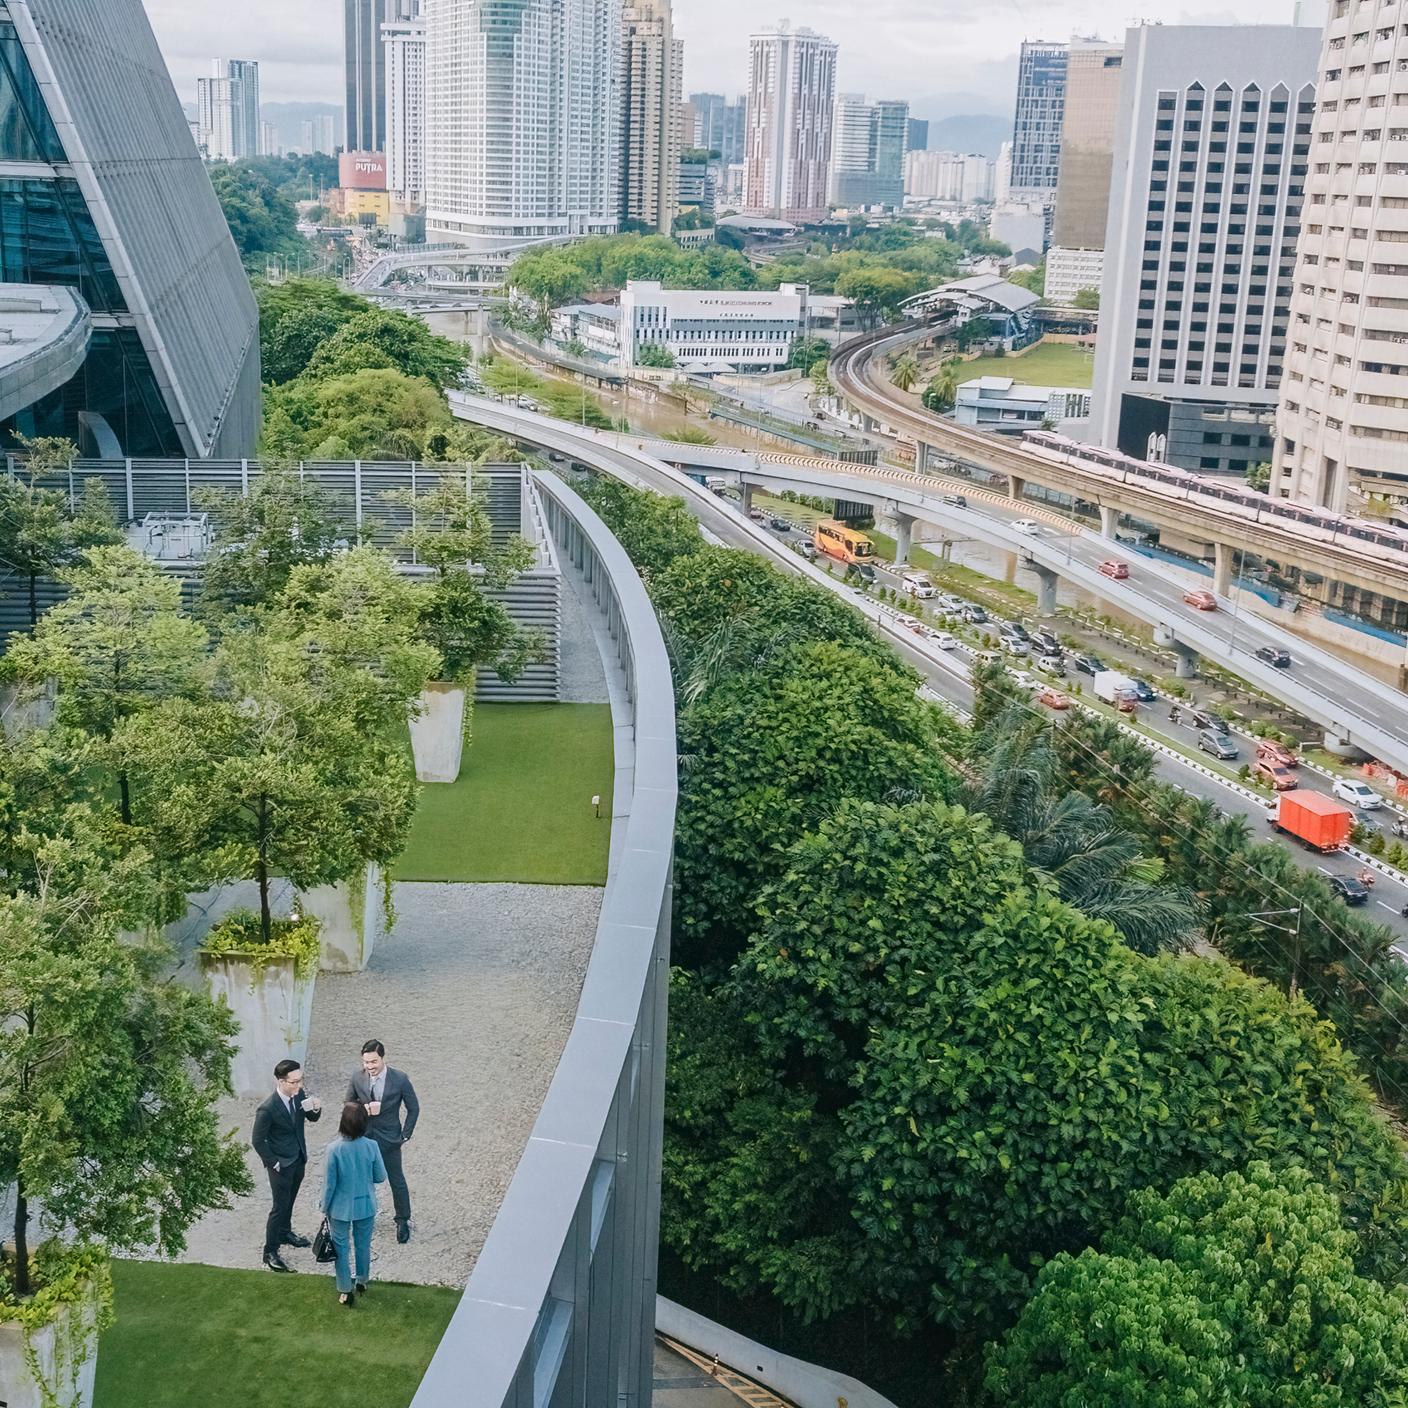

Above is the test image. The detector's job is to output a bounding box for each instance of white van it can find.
[902,571,936,598]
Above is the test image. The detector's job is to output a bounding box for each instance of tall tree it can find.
[3,546,208,823]
[0,834,249,1297]
[986,1162,1408,1407]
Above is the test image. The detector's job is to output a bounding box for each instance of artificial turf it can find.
[393,702,614,885]
[955,340,1096,389]
[94,1260,459,1408]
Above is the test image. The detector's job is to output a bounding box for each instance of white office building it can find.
[197,59,260,161]
[742,24,837,222]
[1092,23,1319,475]
[955,376,1092,433]
[383,10,425,203]
[1275,0,1408,510]
[425,0,621,245]
[904,149,994,203]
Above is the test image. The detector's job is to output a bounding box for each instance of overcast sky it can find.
[147,0,1304,122]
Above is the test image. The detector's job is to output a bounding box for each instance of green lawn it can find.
[956,341,1096,390]
[95,1261,458,1408]
[394,702,614,884]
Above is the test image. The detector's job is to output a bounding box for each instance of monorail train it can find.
[1022,430,1408,568]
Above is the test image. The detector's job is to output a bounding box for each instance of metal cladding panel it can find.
[13,0,260,458]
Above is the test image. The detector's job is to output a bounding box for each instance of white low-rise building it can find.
[954,375,1091,434]
[1044,246,1103,305]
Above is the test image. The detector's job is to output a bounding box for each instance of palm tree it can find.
[891,352,920,393]
[923,364,959,413]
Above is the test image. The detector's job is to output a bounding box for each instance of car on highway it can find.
[1071,652,1106,676]
[769,516,791,531]
[937,593,966,612]
[941,493,967,508]
[1329,874,1371,905]
[1199,729,1239,760]
[1031,628,1062,655]
[1129,677,1157,702]
[1037,687,1071,710]
[1183,588,1218,610]
[1035,653,1067,677]
[847,562,877,586]
[1013,519,1041,535]
[1333,778,1382,810]
[516,395,541,411]
[1002,620,1030,641]
[1010,669,1039,689]
[1253,758,1299,791]
[933,631,958,649]
[796,541,817,560]
[748,506,766,522]
[974,648,1003,666]
[962,604,989,625]
[902,572,937,598]
[1256,739,1298,768]
[1190,708,1230,734]
[1098,559,1130,580]
[1254,645,1292,668]
[1001,634,1029,656]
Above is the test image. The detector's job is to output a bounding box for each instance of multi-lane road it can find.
[450,393,1408,941]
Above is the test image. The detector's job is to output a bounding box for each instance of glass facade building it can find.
[0,0,259,458]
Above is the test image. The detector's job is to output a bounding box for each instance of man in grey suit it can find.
[347,1039,420,1243]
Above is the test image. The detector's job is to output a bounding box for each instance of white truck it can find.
[1093,670,1139,711]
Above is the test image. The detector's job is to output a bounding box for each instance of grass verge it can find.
[95,1261,458,1408]
[395,702,614,885]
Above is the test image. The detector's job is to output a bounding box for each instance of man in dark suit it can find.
[251,1059,323,1272]
[346,1039,420,1243]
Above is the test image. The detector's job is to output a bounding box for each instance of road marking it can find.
[1379,900,1400,913]
[1317,865,1334,875]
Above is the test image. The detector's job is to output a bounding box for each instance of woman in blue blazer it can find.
[322,1101,388,1306]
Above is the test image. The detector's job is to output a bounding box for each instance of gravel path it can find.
[557,563,611,703]
[169,881,601,1288]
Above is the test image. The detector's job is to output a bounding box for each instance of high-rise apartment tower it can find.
[1010,41,1068,202]
[620,0,682,233]
[1275,0,1408,510]
[1093,24,1319,474]
[383,6,425,203]
[197,59,260,161]
[425,0,621,245]
[742,24,837,222]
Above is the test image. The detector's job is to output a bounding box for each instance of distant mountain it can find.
[925,114,1011,157]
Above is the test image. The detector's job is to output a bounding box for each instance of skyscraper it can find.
[1010,41,1068,202]
[197,60,260,161]
[830,95,908,208]
[690,92,746,166]
[1046,39,1123,304]
[906,117,929,152]
[1275,0,1408,510]
[425,0,621,245]
[299,115,339,156]
[620,0,682,232]
[742,23,838,222]
[346,0,399,152]
[383,7,426,203]
[0,0,259,457]
[1092,24,1319,474]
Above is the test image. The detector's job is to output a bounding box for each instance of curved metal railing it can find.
[409,469,677,1408]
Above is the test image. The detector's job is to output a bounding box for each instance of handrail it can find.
[409,469,677,1408]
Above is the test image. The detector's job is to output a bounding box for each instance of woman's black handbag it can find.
[312,1217,336,1264]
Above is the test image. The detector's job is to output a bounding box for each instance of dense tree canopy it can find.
[263,367,455,460]
[207,161,305,267]
[986,1163,1408,1407]
[576,474,704,581]
[666,797,1408,1335]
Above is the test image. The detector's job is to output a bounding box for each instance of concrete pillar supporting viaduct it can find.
[893,514,914,565]
[1008,474,1025,502]
[1212,540,1234,597]
[1172,642,1200,678]
[1032,563,1058,615]
[740,481,755,515]
[1099,504,1119,538]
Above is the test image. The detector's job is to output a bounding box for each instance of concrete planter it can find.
[409,681,466,783]
[298,864,386,973]
[0,679,56,740]
[201,952,316,1098]
[0,1282,101,1408]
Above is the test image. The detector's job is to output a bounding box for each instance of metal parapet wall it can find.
[409,469,677,1408]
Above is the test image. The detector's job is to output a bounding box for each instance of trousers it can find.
[329,1214,375,1293]
[264,1157,305,1257]
[374,1137,412,1222]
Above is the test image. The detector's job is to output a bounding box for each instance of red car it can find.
[1037,688,1071,710]
[1256,739,1299,769]
[1254,759,1299,792]
[1098,559,1130,580]
[1183,588,1217,611]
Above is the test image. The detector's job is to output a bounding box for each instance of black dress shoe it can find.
[396,1220,411,1244]
[263,1251,295,1273]
[282,1233,312,1249]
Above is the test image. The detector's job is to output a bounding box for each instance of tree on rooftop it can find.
[985,1162,1408,1407]
[0,832,249,1301]
[2,546,209,826]
[0,438,121,626]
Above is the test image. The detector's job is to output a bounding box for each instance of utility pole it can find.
[1251,905,1305,999]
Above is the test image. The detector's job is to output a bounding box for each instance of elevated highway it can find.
[452,391,1408,777]
[830,326,1408,602]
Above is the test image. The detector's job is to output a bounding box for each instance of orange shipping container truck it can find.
[1270,790,1354,852]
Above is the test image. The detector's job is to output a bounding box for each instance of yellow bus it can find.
[814,518,875,565]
